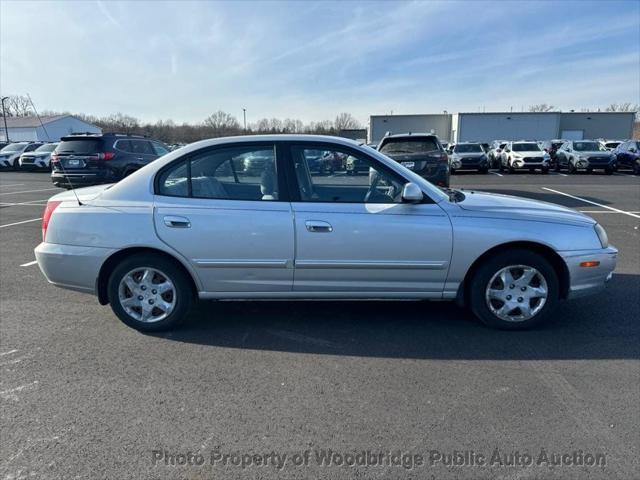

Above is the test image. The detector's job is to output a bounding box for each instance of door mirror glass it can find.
[401,182,423,203]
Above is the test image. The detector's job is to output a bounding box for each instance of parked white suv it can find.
[499,141,551,173]
[0,142,44,169]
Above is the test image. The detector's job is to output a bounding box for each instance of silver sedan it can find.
[35,135,617,331]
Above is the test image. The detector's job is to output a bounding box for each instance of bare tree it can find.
[3,95,34,117]
[203,111,240,136]
[334,112,361,130]
[528,103,556,112]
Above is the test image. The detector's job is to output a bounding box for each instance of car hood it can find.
[457,190,595,225]
[511,151,545,157]
[452,152,485,158]
[574,151,612,156]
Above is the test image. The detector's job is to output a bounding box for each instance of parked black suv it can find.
[377,133,450,187]
[51,133,170,188]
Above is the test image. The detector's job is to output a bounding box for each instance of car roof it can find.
[382,132,437,139]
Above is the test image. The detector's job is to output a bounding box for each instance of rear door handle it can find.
[164,215,191,228]
[305,220,333,233]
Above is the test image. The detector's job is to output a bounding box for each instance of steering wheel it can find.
[364,171,397,203]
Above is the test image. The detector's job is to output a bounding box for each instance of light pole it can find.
[242,108,247,132]
[1,97,9,143]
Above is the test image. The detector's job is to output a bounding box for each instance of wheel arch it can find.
[96,246,199,305]
[456,241,570,307]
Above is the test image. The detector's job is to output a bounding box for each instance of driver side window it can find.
[291,145,404,203]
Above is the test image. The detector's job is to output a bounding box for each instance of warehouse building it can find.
[369,114,451,144]
[0,115,101,142]
[369,112,635,143]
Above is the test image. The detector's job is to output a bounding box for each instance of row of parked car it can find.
[483,138,639,175]
[1,133,638,191]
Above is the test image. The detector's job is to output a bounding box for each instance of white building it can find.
[0,115,101,142]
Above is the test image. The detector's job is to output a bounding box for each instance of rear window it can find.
[512,143,540,152]
[379,137,439,154]
[454,144,483,153]
[57,139,103,154]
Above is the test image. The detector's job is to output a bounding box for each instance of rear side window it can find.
[57,139,103,154]
[379,137,440,154]
[157,145,278,201]
[115,140,132,152]
[131,140,155,155]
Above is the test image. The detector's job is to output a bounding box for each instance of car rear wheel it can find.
[469,249,558,330]
[604,167,614,175]
[107,254,194,331]
[568,162,576,174]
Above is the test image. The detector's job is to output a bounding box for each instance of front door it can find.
[153,143,294,293]
[287,143,452,295]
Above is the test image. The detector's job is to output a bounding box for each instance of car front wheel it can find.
[107,254,194,331]
[469,249,559,330]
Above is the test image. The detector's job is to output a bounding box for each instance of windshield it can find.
[454,144,483,153]
[57,139,103,154]
[35,143,58,153]
[604,142,621,149]
[379,137,439,154]
[574,142,606,152]
[0,142,28,153]
[512,143,541,152]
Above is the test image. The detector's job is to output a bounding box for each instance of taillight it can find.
[50,153,59,164]
[98,152,115,161]
[42,201,62,242]
[439,153,448,163]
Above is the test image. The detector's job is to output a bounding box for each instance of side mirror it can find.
[402,182,423,203]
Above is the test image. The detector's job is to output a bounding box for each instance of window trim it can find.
[154,142,288,202]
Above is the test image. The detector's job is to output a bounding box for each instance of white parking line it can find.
[0,187,58,196]
[0,218,42,229]
[20,260,38,267]
[0,184,25,188]
[542,187,640,219]
[0,199,50,207]
[579,210,640,214]
[489,171,503,177]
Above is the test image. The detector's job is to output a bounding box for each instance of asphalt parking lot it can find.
[1,170,638,480]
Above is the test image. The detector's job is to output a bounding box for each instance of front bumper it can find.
[511,158,549,169]
[559,246,618,299]
[35,242,115,294]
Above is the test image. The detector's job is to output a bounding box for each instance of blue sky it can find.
[1,0,639,125]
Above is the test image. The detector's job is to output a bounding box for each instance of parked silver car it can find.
[556,140,617,174]
[35,135,616,332]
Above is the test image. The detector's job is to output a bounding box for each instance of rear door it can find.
[153,143,294,293]
[286,143,452,295]
[130,139,157,167]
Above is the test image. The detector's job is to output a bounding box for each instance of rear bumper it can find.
[415,164,450,187]
[51,170,114,188]
[34,242,114,294]
[559,246,618,299]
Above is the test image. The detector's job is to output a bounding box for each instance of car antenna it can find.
[27,94,84,205]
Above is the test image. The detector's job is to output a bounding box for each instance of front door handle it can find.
[305,220,333,233]
[164,215,191,228]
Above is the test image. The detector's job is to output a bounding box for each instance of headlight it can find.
[594,223,608,248]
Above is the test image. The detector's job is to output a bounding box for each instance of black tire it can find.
[554,162,561,172]
[469,249,559,330]
[634,162,640,176]
[498,161,504,173]
[479,166,489,174]
[541,166,549,174]
[107,253,195,332]
[568,161,576,174]
[450,168,456,175]
[604,167,614,175]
